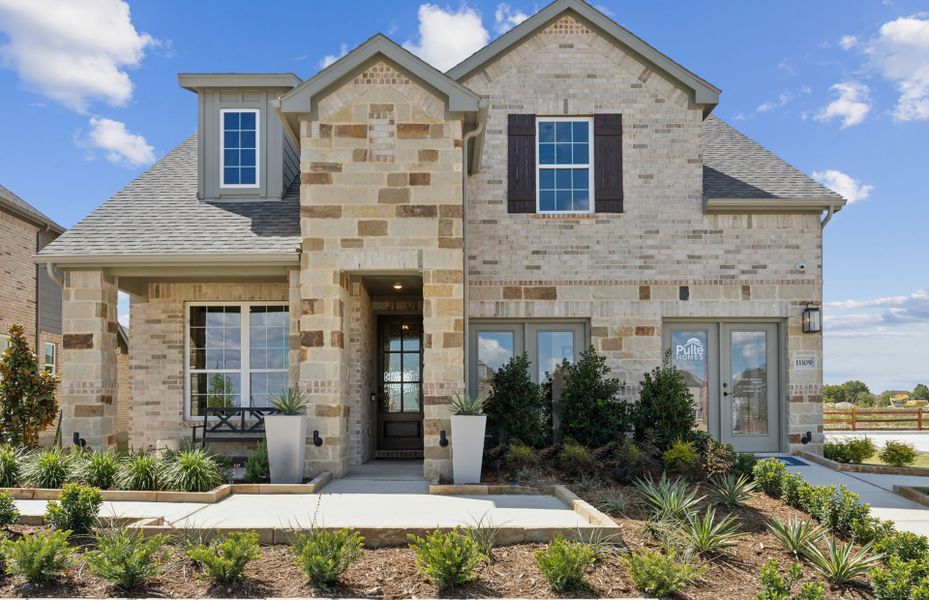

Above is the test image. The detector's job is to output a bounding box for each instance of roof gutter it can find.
[33,252,300,268]
[461,100,488,391]
[703,196,846,215]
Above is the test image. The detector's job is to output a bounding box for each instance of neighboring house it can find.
[36,0,844,478]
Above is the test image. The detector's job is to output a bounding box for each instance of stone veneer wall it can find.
[347,278,376,465]
[299,60,465,478]
[463,14,825,451]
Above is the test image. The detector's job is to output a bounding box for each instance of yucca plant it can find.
[78,449,121,490]
[0,445,24,487]
[163,448,223,492]
[449,389,490,416]
[598,492,627,517]
[680,507,743,557]
[269,387,309,415]
[766,518,827,559]
[708,473,758,508]
[634,474,704,521]
[23,446,72,488]
[802,537,881,587]
[117,452,163,491]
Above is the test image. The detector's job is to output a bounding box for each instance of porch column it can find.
[60,270,118,448]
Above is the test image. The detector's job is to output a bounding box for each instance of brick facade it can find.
[0,209,39,347]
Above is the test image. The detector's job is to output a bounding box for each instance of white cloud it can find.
[81,118,154,168]
[815,82,871,127]
[403,4,489,71]
[319,43,348,69]
[494,3,528,34]
[839,35,859,50]
[866,15,929,121]
[811,169,874,203]
[0,0,154,113]
[757,91,792,113]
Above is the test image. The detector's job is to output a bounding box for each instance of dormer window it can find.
[220,109,259,187]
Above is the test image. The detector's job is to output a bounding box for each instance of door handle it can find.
[723,391,730,397]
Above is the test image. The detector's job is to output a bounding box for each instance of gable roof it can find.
[0,184,64,233]
[447,0,720,114]
[278,34,481,114]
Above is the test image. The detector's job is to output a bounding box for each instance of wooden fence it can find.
[824,407,925,431]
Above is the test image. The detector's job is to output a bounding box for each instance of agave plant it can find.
[680,507,743,557]
[766,518,827,559]
[269,387,309,415]
[802,537,881,587]
[707,473,758,508]
[634,474,704,521]
[449,389,490,416]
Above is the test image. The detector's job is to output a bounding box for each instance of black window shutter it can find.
[594,114,623,213]
[507,114,536,213]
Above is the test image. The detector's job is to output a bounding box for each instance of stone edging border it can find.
[796,450,929,477]
[894,485,929,508]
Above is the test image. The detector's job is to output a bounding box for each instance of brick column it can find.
[61,270,118,448]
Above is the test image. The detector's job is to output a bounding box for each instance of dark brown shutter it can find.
[507,114,536,213]
[594,113,623,213]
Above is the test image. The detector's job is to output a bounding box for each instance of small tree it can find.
[0,324,58,447]
[914,384,929,400]
[631,350,696,452]
[557,346,627,448]
[486,353,546,446]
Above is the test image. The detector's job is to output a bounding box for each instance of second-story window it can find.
[221,109,259,187]
[537,117,593,213]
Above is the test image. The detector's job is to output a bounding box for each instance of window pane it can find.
[223,112,239,129]
[240,167,256,185]
[224,149,239,167]
[539,121,555,143]
[572,168,588,189]
[385,353,402,382]
[538,143,555,165]
[539,190,555,212]
[477,331,514,394]
[251,372,287,407]
[223,168,239,185]
[240,111,256,129]
[572,121,589,142]
[573,191,589,212]
[539,169,555,190]
[385,383,402,412]
[671,330,709,432]
[730,331,768,435]
[555,143,572,164]
[224,131,239,149]
[555,169,573,189]
[240,149,256,168]
[537,331,574,381]
[556,190,572,211]
[240,130,256,149]
[555,121,573,141]
[402,384,421,413]
[573,143,588,164]
[404,352,421,382]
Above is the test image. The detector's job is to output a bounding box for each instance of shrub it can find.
[753,457,787,496]
[805,485,871,537]
[78,449,120,489]
[117,452,163,491]
[503,444,538,472]
[559,441,596,476]
[164,448,223,492]
[557,346,628,448]
[873,530,929,563]
[803,538,881,587]
[631,351,696,452]
[622,548,704,597]
[0,444,23,487]
[766,518,826,559]
[880,441,918,467]
[243,442,269,483]
[407,528,485,590]
[24,446,72,488]
[634,474,703,521]
[45,482,103,535]
[535,535,595,592]
[1,529,72,584]
[0,490,20,526]
[292,529,364,590]
[779,472,810,509]
[188,531,260,583]
[851,516,897,545]
[871,556,929,600]
[0,323,58,447]
[486,353,546,446]
[86,527,166,589]
[681,507,743,557]
[823,437,876,464]
[734,452,758,479]
[701,439,737,478]
[754,560,825,600]
[662,438,699,475]
[708,473,757,508]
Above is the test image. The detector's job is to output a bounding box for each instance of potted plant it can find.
[450,389,490,485]
[265,387,308,484]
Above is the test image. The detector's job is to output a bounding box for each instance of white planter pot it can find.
[264,415,307,484]
[451,414,487,485]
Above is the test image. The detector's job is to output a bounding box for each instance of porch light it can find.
[802,304,822,334]
[393,282,403,290]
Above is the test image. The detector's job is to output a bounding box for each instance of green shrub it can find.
[557,346,628,448]
[78,449,120,489]
[873,530,929,563]
[708,473,757,508]
[851,516,897,545]
[734,452,758,479]
[486,353,546,446]
[559,441,596,475]
[292,528,364,589]
[662,438,699,475]
[0,323,59,447]
[871,556,929,600]
[164,448,223,492]
[188,531,260,583]
[1,529,72,584]
[0,444,23,487]
[823,437,876,464]
[0,490,20,526]
[622,547,704,597]
[701,439,736,478]
[631,351,697,452]
[754,560,825,600]
[534,535,595,592]
[117,452,163,491]
[45,482,103,535]
[805,485,871,537]
[880,441,918,467]
[24,446,72,488]
[503,443,539,472]
[803,537,881,587]
[407,528,485,590]
[753,458,787,496]
[86,527,166,589]
[243,442,269,483]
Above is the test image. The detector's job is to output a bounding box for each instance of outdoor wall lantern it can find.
[439,430,449,447]
[802,304,822,334]
[312,430,323,447]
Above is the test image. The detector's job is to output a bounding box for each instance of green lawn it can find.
[864,450,929,468]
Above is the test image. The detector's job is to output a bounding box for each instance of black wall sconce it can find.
[800,431,812,445]
[802,304,822,334]
[312,430,323,447]
[439,430,449,448]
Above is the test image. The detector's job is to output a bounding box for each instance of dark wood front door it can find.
[376,316,424,452]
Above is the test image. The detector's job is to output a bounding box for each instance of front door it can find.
[376,316,424,453]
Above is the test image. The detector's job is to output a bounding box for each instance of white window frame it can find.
[535,116,595,214]
[43,342,56,375]
[184,301,289,420]
[219,108,260,189]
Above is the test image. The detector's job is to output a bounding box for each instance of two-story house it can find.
[37,0,844,479]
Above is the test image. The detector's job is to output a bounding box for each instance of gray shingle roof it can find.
[0,184,64,233]
[703,115,841,200]
[39,135,301,259]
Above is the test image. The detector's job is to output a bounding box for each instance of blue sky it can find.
[1,1,927,392]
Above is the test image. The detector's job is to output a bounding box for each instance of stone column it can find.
[60,270,118,448]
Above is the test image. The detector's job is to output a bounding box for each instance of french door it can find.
[664,322,781,453]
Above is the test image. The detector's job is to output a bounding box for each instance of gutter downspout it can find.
[461,101,487,393]
[46,262,63,288]
[820,204,837,229]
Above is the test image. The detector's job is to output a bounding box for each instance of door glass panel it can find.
[671,330,709,432]
[385,354,402,382]
[476,331,514,393]
[384,383,402,412]
[402,384,421,412]
[404,352,421,381]
[537,331,574,382]
[382,320,422,414]
[730,330,768,435]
